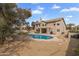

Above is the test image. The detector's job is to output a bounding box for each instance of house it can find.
[13,21,29,33]
[66,24,79,33]
[33,18,67,36]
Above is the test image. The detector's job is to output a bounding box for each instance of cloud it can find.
[52,4,61,9]
[67,15,73,18]
[61,7,79,12]
[65,15,73,21]
[65,15,72,21]
[32,10,42,14]
[32,6,44,14]
[37,6,44,10]
[31,3,38,4]
[65,18,70,21]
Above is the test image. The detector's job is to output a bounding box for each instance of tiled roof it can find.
[45,18,64,23]
[34,18,64,24]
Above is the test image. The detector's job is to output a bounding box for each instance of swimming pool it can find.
[29,34,53,40]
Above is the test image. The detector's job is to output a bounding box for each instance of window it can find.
[16,27,19,30]
[57,23,60,26]
[61,32,64,34]
[54,24,55,26]
[38,24,40,26]
[42,24,44,26]
[36,25,38,27]
[22,27,25,30]
[57,29,60,32]
[37,24,39,27]
[36,24,39,27]
[45,24,46,26]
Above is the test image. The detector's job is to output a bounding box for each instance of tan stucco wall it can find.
[34,19,67,36]
[46,20,67,36]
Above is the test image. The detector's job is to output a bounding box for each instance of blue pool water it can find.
[29,34,53,40]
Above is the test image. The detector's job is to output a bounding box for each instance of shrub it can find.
[74,48,79,55]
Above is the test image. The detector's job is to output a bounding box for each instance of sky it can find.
[17,3,79,26]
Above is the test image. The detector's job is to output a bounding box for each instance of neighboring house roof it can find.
[35,21,40,25]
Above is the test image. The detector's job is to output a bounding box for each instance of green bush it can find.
[18,32,28,35]
[70,30,79,33]
[74,48,79,55]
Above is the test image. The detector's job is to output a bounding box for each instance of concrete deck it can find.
[15,36,70,56]
[0,35,70,56]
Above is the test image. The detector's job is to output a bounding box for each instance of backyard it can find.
[0,3,79,56]
[0,35,70,56]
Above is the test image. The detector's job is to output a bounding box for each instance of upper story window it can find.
[45,24,46,26]
[57,23,60,26]
[36,25,37,27]
[38,24,40,27]
[54,24,55,26]
[41,23,46,26]
[42,24,45,26]
[36,24,39,27]
[22,27,26,30]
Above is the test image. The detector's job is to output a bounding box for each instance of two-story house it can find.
[33,18,67,36]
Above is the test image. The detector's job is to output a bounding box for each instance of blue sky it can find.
[17,3,79,25]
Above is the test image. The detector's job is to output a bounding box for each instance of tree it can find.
[77,25,79,30]
[26,22,31,32]
[31,22,35,29]
[0,3,18,44]
[16,8,31,24]
[0,3,32,44]
[15,8,32,31]
[0,4,18,24]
